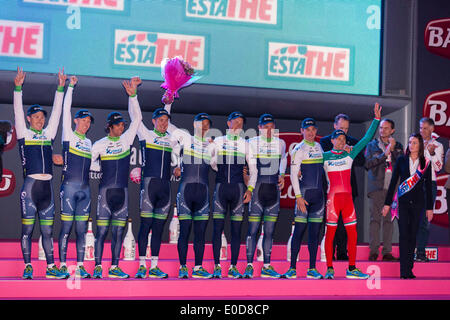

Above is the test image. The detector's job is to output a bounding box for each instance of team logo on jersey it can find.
[21,0,124,11]
[114,29,206,71]
[185,0,279,26]
[267,42,351,82]
[75,141,91,153]
[0,169,16,198]
[425,18,450,59]
[0,19,44,59]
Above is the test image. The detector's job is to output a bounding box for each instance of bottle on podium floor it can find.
[145,230,152,259]
[38,235,45,260]
[84,218,95,261]
[123,218,136,261]
[169,204,179,244]
[256,223,264,262]
[220,231,227,260]
[286,222,295,262]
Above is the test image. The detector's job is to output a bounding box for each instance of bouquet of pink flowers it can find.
[160,56,200,104]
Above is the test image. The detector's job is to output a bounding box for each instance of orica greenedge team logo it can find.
[268,42,351,82]
[114,29,205,71]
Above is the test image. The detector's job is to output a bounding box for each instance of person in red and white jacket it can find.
[416,118,444,261]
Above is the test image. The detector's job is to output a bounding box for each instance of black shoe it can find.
[415,255,429,262]
[408,273,416,279]
[369,253,378,261]
[382,253,399,261]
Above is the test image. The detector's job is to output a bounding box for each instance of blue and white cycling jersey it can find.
[61,86,92,185]
[14,86,63,179]
[90,95,142,188]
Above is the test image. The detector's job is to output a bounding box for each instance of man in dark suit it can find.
[320,114,365,260]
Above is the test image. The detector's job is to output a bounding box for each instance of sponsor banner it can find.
[267,42,351,82]
[114,29,206,71]
[425,247,438,261]
[0,169,16,198]
[423,89,450,139]
[22,0,124,11]
[425,18,450,59]
[278,132,321,209]
[0,19,44,59]
[185,0,279,26]
[433,173,450,228]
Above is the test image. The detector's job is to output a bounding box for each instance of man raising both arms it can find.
[322,103,381,280]
[58,76,94,279]
[14,67,67,280]
[90,79,142,279]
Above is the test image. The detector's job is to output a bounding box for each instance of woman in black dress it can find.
[382,133,433,279]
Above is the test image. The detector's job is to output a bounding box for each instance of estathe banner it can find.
[0,0,382,95]
[114,29,206,71]
[0,19,44,59]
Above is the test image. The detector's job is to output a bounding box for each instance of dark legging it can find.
[212,219,242,265]
[137,217,166,257]
[290,222,321,269]
[246,220,276,264]
[59,220,88,262]
[177,219,208,266]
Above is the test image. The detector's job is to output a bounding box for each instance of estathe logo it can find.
[114,29,205,71]
[0,19,44,59]
[423,89,450,139]
[425,18,450,59]
[0,169,16,198]
[22,0,124,11]
[185,0,278,25]
[268,42,351,82]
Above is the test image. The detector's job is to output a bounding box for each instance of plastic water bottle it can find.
[38,235,46,260]
[123,218,136,261]
[169,204,179,244]
[256,224,264,262]
[145,230,152,259]
[84,218,95,261]
[220,231,227,260]
[286,222,295,262]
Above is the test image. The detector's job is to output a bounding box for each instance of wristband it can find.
[14,85,22,92]
[247,186,254,193]
[57,85,64,92]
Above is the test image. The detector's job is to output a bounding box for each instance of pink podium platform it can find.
[1,240,449,300]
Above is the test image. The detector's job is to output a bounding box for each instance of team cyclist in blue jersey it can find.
[244,114,287,279]
[90,79,142,279]
[209,111,257,279]
[58,75,94,279]
[14,67,67,280]
[283,118,327,279]
[126,77,178,279]
[165,104,215,279]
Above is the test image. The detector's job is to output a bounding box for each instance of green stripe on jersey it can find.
[100,149,130,160]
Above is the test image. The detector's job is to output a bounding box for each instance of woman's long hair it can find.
[405,133,426,168]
